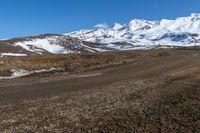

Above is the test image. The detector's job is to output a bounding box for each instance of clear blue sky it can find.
[0,0,200,39]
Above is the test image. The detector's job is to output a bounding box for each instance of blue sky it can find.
[0,0,200,39]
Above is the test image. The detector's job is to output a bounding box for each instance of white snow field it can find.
[14,38,72,54]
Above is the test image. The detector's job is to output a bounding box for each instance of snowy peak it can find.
[128,19,157,31]
[157,13,200,34]
[190,13,200,20]
[112,23,125,31]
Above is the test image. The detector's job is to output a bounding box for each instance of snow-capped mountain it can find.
[67,13,200,49]
[1,13,200,57]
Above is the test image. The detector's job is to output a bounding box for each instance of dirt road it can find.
[1,49,200,132]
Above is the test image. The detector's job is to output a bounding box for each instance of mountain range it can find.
[1,13,200,56]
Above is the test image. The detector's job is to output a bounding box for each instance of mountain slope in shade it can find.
[67,13,200,47]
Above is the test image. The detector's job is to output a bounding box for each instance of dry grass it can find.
[0,50,169,77]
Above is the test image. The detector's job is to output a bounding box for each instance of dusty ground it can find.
[0,48,200,132]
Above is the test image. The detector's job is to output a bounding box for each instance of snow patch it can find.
[73,73,102,78]
[1,53,27,57]
[0,68,64,80]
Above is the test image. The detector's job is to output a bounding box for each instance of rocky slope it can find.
[0,34,109,56]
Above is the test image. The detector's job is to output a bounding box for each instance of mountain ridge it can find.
[1,13,200,56]
[67,13,200,46]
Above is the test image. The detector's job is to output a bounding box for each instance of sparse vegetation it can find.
[0,49,169,77]
[1,48,200,132]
